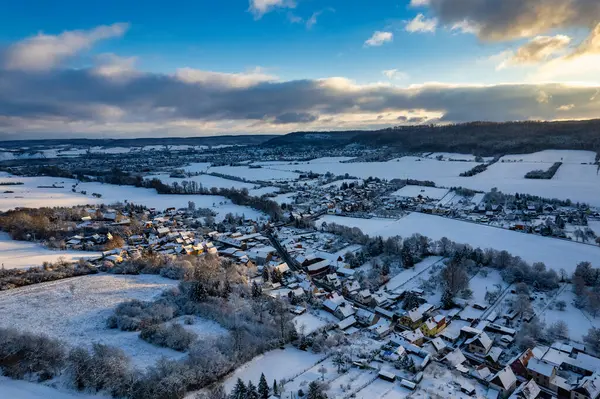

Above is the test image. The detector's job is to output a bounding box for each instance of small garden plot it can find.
[415,362,488,398]
[282,357,339,396]
[468,268,507,304]
[391,186,449,200]
[354,377,396,399]
[0,232,101,270]
[0,274,182,368]
[325,368,377,398]
[222,346,324,393]
[540,287,600,342]
[380,256,443,292]
[293,313,330,335]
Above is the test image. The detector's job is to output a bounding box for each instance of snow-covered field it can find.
[0,274,194,368]
[265,156,479,181]
[145,173,256,190]
[392,185,449,200]
[0,377,106,399]
[222,346,324,393]
[539,286,600,342]
[318,213,600,273]
[260,150,600,206]
[0,173,263,221]
[208,165,300,182]
[0,233,101,270]
[500,150,597,164]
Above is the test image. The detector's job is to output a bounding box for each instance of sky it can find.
[0,0,600,139]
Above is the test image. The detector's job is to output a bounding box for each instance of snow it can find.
[318,213,600,274]
[222,346,324,393]
[248,186,280,196]
[260,150,600,206]
[392,186,449,200]
[272,192,296,205]
[0,232,101,270]
[321,179,362,189]
[208,165,300,182]
[381,256,443,292]
[265,156,479,181]
[0,173,264,221]
[500,150,597,164]
[145,173,256,190]
[182,162,212,174]
[426,152,491,162]
[540,287,600,342]
[469,269,507,304]
[0,274,186,368]
[0,377,107,399]
[292,313,329,335]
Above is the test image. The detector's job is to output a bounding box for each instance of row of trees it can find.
[0,258,97,291]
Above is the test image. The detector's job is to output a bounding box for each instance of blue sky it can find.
[0,0,599,138]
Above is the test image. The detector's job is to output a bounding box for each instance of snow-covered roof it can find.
[577,372,600,398]
[337,315,357,330]
[527,358,555,378]
[444,348,466,367]
[491,367,517,391]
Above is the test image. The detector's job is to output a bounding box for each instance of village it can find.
[45,198,600,399]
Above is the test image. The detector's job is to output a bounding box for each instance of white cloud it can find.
[557,104,575,111]
[249,0,295,19]
[409,0,430,7]
[93,53,138,79]
[406,14,438,33]
[4,23,129,71]
[365,31,393,47]
[175,67,277,88]
[496,35,571,70]
[382,69,409,80]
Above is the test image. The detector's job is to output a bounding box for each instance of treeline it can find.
[320,222,561,292]
[278,120,600,156]
[0,207,87,241]
[0,259,97,291]
[0,181,23,185]
[525,162,562,179]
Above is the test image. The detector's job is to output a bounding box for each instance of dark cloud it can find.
[0,65,599,137]
[426,0,600,41]
[273,112,318,124]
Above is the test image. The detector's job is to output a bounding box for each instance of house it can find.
[572,372,600,399]
[420,315,446,337]
[334,302,355,320]
[526,358,556,389]
[444,348,467,368]
[486,347,504,364]
[489,367,518,398]
[378,370,396,382]
[401,328,425,346]
[356,289,372,305]
[466,332,493,355]
[508,379,541,399]
[355,308,379,326]
[510,349,534,378]
[337,316,357,331]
